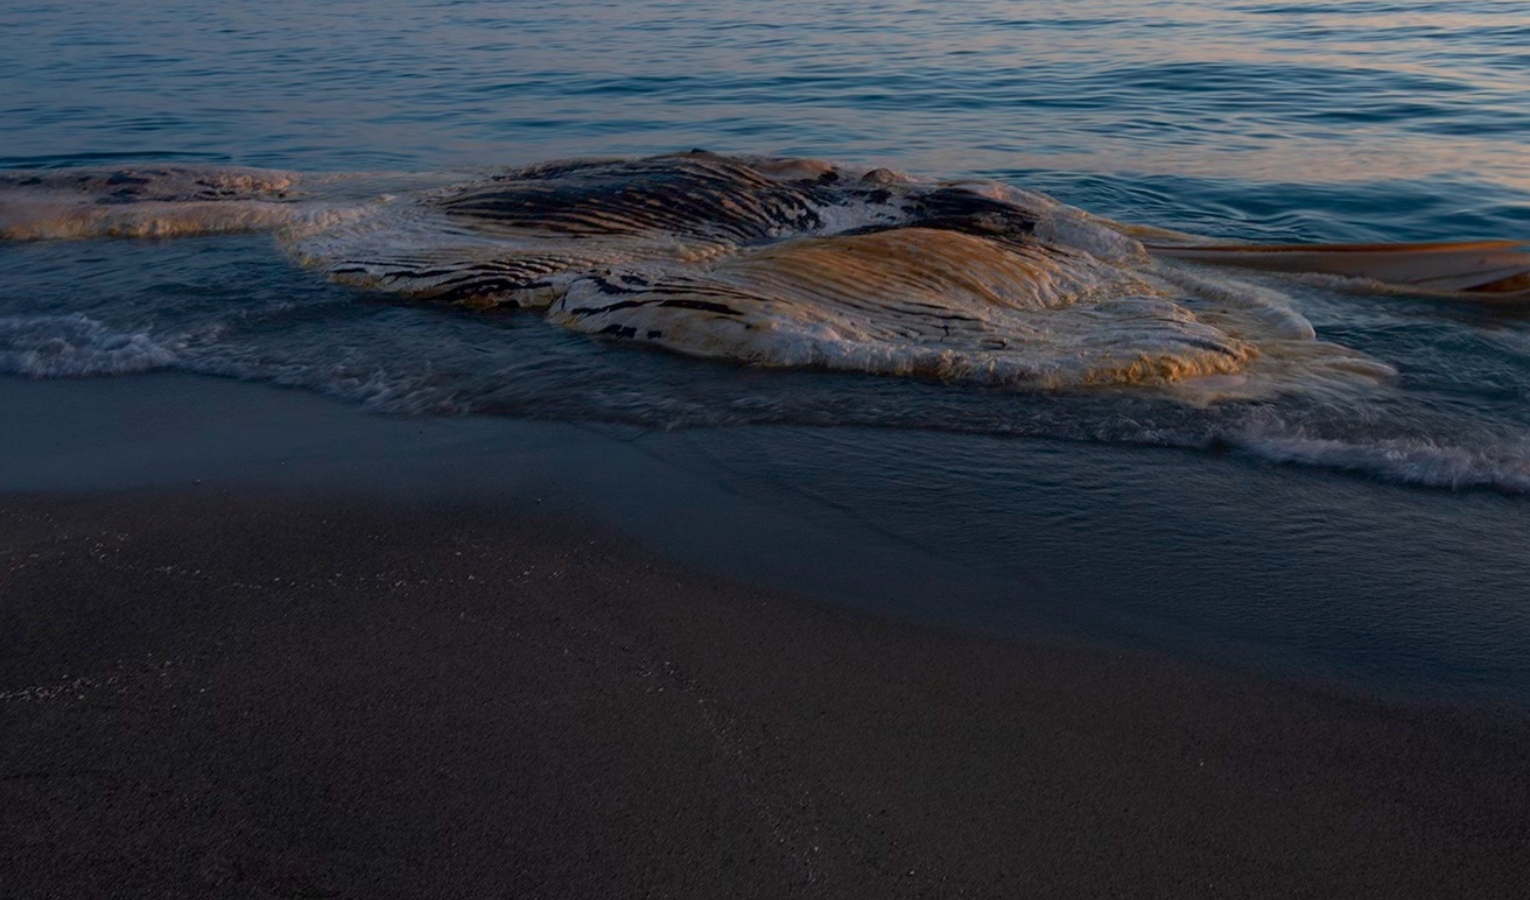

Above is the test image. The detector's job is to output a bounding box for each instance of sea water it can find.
[3,0,1530,697]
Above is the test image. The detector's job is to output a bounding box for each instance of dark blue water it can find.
[3,0,1530,698]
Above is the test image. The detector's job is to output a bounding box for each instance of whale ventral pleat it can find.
[442,155,836,243]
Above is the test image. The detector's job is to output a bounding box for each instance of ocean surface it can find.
[4,0,1530,698]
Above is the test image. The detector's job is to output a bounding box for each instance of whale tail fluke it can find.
[1145,240,1530,298]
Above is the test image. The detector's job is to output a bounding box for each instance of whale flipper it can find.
[1145,240,1530,297]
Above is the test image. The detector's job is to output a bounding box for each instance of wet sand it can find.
[4,485,1530,899]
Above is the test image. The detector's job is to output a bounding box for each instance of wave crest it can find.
[0,313,179,376]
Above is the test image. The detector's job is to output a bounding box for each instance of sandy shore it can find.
[3,486,1529,899]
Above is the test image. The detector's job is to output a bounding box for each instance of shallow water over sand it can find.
[6,372,1530,703]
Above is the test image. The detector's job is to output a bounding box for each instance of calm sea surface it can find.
[3,0,1530,697]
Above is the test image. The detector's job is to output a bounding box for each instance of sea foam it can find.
[0,314,179,377]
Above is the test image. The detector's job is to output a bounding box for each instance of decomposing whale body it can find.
[4,151,1528,398]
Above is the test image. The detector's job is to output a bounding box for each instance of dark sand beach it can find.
[4,375,1530,899]
[4,486,1530,899]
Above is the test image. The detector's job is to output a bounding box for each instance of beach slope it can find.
[3,487,1528,899]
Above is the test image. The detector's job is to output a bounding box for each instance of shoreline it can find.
[4,484,1530,898]
[6,371,1530,705]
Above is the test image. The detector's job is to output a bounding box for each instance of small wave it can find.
[199,356,476,416]
[1233,430,1530,493]
[0,313,179,376]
